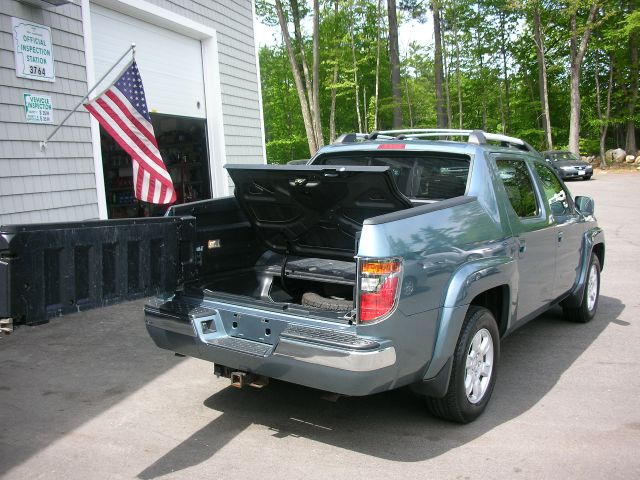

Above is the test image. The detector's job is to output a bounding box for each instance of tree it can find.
[624,0,638,154]
[388,0,403,128]
[594,52,613,168]
[567,1,599,155]
[273,0,324,155]
[533,2,553,149]
[432,0,448,128]
[311,0,323,149]
[374,0,384,130]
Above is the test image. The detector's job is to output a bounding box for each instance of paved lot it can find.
[1,172,639,480]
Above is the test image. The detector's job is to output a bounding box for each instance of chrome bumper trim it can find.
[145,314,196,337]
[273,338,396,372]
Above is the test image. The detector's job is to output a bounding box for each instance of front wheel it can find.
[425,306,500,423]
[563,254,600,323]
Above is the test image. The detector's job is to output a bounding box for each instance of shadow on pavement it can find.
[0,300,182,477]
[138,295,624,478]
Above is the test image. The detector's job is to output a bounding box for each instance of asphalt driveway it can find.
[1,172,639,479]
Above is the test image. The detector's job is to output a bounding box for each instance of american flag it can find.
[84,61,176,205]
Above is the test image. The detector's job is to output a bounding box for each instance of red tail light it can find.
[358,258,402,323]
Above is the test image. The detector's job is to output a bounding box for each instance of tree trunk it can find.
[499,11,511,132]
[534,6,553,149]
[568,3,599,155]
[349,20,363,132]
[453,13,462,129]
[404,75,414,127]
[290,0,314,121]
[595,54,614,169]
[311,0,323,148]
[475,4,484,130]
[275,0,317,154]
[363,84,368,129]
[387,0,403,128]
[432,1,448,128]
[329,62,338,142]
[329,1,339,143]
[443,35,452,128]
[625,0,638,154]
[374,0,382,131]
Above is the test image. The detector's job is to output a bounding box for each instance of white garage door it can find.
[91,4,206,119]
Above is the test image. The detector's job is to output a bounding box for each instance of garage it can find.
[90,4,212,217]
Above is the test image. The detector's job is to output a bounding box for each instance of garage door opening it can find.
[101,114,211,218]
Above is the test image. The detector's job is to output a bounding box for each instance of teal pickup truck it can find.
[144,129,604,423]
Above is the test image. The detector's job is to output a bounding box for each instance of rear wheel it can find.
[425,306,500,423]
[563,254,600,323]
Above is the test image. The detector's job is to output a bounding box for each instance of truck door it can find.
[492,156,557,320]
[0,216,196,326]
[532,162,583,294]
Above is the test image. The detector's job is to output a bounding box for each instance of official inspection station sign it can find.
[24,93,53,124]
[12,18,55,82]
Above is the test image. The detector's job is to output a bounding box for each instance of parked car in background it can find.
[542,150,593,180]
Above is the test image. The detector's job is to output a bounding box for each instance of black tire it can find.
[584,175,592,181]
[301,292,352,312]
[563,254,600,323]
[425,306,500,423]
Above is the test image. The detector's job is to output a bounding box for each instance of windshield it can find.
[312,152,470,200]
[550,152,581,162]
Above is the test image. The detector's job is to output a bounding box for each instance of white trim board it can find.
[251,0,267,165]
[82,0,108,219]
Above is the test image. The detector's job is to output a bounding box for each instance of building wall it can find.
[0,1,98,225]
[0,0,265,225]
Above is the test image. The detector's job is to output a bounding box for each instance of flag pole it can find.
[40,43,136,150]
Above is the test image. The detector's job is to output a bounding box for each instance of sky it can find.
[253,12,435,56]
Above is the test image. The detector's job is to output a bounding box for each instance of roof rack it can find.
[332,128,538,154]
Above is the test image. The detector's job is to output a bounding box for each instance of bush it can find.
[266,137,310,164]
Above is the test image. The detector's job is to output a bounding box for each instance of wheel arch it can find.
[592,242,605,271]
[469,284,510,337]
[562,228,605,308]
[420,258,516,386]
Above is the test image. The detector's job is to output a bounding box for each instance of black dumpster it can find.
[0,216,195,326]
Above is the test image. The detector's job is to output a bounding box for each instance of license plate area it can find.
[578,170,585,175]
[219,310,287,345]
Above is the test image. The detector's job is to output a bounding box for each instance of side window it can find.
[495,158,539,218]
[534,163,572,217]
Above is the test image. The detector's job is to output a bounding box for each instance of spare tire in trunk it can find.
[301,292,353,312]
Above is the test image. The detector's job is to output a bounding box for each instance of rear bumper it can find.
[144,297,398,396]
[558,169,592,179]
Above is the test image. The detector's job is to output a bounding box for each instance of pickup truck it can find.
[144,129,605,423]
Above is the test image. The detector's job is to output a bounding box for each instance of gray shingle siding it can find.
[0,2,97,225]
[0,0,264,225]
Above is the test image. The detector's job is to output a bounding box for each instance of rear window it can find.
[313,152,470,200]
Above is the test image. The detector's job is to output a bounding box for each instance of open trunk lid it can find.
[225,165,412,259]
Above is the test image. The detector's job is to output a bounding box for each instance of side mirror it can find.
[575,196,595,216]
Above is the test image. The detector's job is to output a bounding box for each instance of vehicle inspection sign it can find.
[12,18,55,82]
[24,93,53,124]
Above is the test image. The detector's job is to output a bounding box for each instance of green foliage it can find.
[257,0,638,161]
[266,137,310,164]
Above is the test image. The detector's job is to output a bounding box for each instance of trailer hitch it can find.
[230,371,269,389]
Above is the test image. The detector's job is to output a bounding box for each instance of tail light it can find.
[358,258,402,323]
